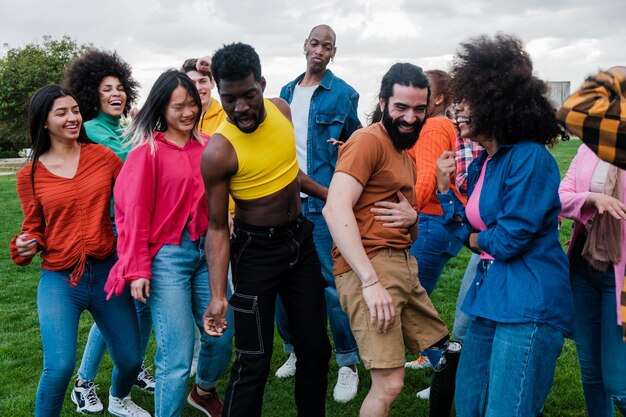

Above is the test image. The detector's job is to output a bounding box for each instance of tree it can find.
[0,35,91,151]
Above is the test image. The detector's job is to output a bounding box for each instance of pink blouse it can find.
[466,157,495,260]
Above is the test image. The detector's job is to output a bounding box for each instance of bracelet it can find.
[361,280,379,289]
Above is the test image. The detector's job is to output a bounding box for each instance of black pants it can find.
[223,216,331,417]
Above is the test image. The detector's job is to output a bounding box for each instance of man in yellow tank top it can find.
[200,42,331,417]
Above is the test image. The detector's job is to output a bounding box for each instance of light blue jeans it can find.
[275,206,359,367]
[452,253,480,342]
[455,316,564,417]
[570,253,626,416]
[148,229,234,417]
[36,256,141,417]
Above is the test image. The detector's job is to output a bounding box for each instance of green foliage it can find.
[0,35,91,151]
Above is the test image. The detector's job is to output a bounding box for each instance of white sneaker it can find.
[275,353,297,378]
[71,380,104,414]
[108,392,151,417]
[333,366,359,403]
[416,386,431,400]
[134,365,155,393]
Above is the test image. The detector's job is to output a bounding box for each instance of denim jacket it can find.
[437,141,574,336]
[280,70,361,213]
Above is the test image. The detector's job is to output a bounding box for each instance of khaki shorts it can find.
[335,248,449,369]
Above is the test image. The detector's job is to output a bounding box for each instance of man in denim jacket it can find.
[276,24,362,403]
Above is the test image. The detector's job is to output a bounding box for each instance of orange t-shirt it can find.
[407,117,465,215]
[332,123,417,275]
[10,143,123,285]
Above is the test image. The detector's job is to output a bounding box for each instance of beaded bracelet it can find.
[361,280,379,289]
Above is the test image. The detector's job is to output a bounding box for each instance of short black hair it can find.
[64,48,139,121]
[211,43,262,86]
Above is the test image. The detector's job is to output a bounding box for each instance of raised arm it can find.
[202,134,238,336]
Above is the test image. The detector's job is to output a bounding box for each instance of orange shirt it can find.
[10,144,123,286]
[407,117,466,215]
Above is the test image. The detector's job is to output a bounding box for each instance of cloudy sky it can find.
[2,0,624,122]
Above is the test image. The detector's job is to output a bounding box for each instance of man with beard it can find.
[323,63,457,417]
[201,42,331,417]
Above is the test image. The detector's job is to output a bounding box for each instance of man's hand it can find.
[437,151,456,193]
[203,298,229,337]
[362,281,396,333]
[131,278,151,304]
[15,234,38,259]
[371,191,417,228]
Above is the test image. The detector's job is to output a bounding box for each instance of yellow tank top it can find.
[215,99,300,200]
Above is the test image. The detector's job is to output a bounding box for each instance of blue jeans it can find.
[275,205,359,367]
[148,229,234,417]
[455,316,564,417]
[571,253,626,416]
[410,213,463,295]
[452,253,480,342]
[77,300,152,382]
[36,256,141,417]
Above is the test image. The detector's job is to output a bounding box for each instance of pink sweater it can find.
[559,144,626,324]
[105,132,209,298]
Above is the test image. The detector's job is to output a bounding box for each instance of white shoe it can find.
[416,386,431,400]
[333,366,359,403]
[70,380,104,414]
[275,353,297,378]
[108,392,151,417]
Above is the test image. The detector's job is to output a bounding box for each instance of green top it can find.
[84,111,129,162]
[84,112,128,216]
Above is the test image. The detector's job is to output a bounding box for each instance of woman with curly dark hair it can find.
[64,49,155,413]
[435,34,575,416]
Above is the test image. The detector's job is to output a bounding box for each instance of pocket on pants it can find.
[229,292,264,354]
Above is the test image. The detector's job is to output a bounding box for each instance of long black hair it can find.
[27,84,92,189]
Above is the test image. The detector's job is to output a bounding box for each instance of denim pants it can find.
[570,253,626,416]
[455,315,564,417]
[224,216,331,417]
[147,229,234,417]
[275,204,359,367]
[35,256,141,417]
[409,213,463,295]
[452,253,481,342]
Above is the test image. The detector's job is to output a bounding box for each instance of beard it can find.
[382,106,423,150]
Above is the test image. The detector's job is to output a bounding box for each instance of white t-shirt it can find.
[290,84,318,176]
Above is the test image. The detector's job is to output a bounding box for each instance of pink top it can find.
[465,157,495,260]
[559,144,626,325]
[105,132,209,298]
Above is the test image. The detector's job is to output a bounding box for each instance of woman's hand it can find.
[15,234,37,259]
[371,191,418,228]
[587,193,626,220]
[327,138,345,147]
[131,278,151,304]
[437,151,456,194]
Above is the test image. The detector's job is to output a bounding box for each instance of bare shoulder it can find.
[269,97,292,121]
[202,133,237,178]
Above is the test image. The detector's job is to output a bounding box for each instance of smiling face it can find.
[454,100,473,138]
[45,96,82,143]
[379,84,429,150]
[98,76,127,118]
[218,72,266,133]
[185,70,212,111]
[304,26,336,75]
[163,85,199,137]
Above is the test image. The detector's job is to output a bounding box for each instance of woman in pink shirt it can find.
[105,69,233,417]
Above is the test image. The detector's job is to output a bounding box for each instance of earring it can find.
[303,50,307,55]
[331,57,334,64]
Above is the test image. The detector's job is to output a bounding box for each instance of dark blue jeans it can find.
[35,256,141,417]
[224,216,331,417]
[571,253,626,416]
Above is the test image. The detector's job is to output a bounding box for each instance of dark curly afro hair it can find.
[451,33,567,147]
[211,42,262,86]
[64,48,139,121]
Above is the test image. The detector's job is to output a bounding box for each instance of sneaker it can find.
[108,392,150,417]
[187,384,223,417]
[70,379,104,414]
[134,365,155,393]
[333,366,359,403]
[275,353,297,378]
[405,355,431,370]
[416,386,431,400]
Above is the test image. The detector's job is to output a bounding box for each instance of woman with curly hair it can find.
[64,49,155,413]
[435,34,575,416]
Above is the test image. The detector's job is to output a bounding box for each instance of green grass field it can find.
[0,139,596,416]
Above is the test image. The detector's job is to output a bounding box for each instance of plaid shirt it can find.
[557,68,626,169]
[455,134,483,195]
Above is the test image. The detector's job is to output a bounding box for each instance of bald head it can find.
[308,24,336,46]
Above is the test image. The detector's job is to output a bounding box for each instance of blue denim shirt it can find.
[438,141,574,336]
[280,70,361,213]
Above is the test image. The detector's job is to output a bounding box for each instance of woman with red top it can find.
[10,85,149,417]
[105,69,234,417]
